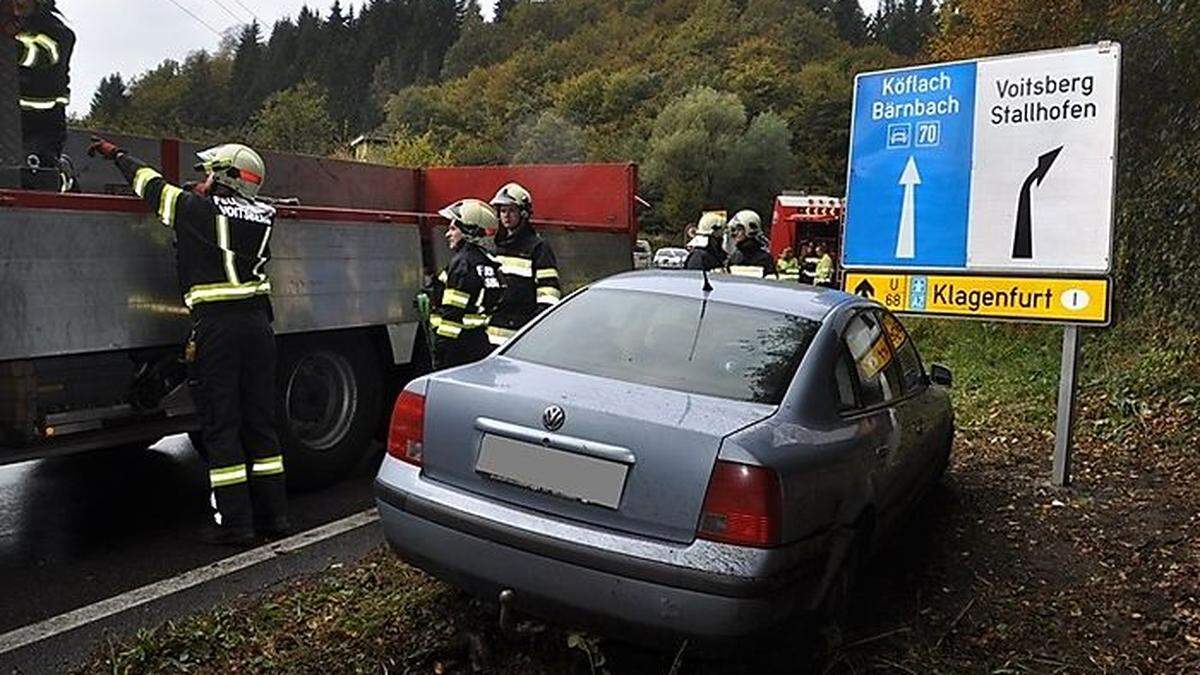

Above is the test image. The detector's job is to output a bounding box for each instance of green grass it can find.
[86,559,466,674]
[906,314,1200,434]
[82,313,1199,674]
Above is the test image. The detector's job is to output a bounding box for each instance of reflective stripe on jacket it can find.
[429,244,504,342]
[17,9,74,110]
[491,225,561,339]
[116,153,276,311]
[727,239,777,278]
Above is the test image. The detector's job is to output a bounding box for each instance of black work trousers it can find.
[434,328,492,370]
[188,305,287,533]
[20,112,66,192]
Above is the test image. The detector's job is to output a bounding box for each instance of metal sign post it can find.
[840,43,1121,483]
[1052,325,1082,486]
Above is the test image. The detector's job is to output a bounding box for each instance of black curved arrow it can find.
[1012,146,1064,259]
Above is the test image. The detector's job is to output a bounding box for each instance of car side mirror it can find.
[929,363,953,388]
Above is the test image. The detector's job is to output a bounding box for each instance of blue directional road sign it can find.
[844,62,977,269]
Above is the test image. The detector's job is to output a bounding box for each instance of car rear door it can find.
[878,310,951,481]
[840,310,912,516]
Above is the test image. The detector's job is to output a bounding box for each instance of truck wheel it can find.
[277,334,383,490]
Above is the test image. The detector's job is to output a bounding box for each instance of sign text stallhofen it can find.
[871,70,1099,126]
[990,73,1098,125]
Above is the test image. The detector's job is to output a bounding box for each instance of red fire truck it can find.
[0,130,638,488]
[768,193,844,283]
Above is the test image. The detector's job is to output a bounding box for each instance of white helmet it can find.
[696,211,725,236]
[439,198,498,244]
[195,144,266,199]
[728,209,762,237]
[490,182,533,215]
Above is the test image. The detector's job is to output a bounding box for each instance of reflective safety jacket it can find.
[728,238,777,278]
[776,257,801,281]
[489,225,561,346]
[430,243,504,348]
[16,7,74,159]
[801,256,819,284]
[116,153,275,315]
[814,254,835,286]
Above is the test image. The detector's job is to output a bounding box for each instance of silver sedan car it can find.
[653,246,688,269]
[375,271,954,643]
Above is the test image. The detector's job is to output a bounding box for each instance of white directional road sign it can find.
[843,43,1121,275]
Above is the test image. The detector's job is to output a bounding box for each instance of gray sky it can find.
[62,0,880,119]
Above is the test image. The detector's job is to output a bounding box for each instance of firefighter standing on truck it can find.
[3,0,75,191]
[726,210,776,279]
[428,199,504,368]
[487,182,561,347]
[89,136,288,546]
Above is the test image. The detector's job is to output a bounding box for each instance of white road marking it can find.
[0,508,380,655]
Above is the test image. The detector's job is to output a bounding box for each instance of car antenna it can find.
[688,268,713,362]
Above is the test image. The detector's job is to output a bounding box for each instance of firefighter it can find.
[89,136,287,546]
[799,241,818,284]
[684,211,727,272]
[4,0,75,191]
[429,199,504,368]
[814,242,836,288]
[488,182,560,347]
[726,210,776,279]
[776,246,801,281]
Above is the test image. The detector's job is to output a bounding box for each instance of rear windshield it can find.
[504,288,820,405]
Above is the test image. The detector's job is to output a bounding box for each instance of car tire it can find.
[934,426,954,482]
[276,334,383,491]
[817,517,872,630]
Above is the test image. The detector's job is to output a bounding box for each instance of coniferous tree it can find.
[88,74,130,124]
[180,52,226,130]
[872,0,937,56]
[229,21,265,126]
[494,0,517,22]
[830,0,868,46]
[457,0,483,26]
[256,18,300,100]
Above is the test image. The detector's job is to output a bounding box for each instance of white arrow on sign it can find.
[895,156,921,259]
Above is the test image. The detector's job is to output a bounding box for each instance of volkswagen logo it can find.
[542,405,566,431]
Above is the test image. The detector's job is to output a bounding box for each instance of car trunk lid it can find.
[421,358,775,543]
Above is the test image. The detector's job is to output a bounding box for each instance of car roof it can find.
[591,270,858,321]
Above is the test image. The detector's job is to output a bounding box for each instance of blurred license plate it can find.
[476,435,628,509]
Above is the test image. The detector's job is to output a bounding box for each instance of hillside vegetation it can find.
[86,0,1199,317]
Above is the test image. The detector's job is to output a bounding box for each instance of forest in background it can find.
[82,0,1199,320]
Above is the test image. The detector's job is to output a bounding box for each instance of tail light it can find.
[697,460,781,548]
[387,390,425,467]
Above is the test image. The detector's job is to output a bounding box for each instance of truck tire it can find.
[276,334,383,490]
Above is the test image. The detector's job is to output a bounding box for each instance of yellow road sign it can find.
[843,273,908,312]
[844,273,1110,325]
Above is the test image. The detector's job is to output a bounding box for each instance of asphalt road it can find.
[0,435,383,635]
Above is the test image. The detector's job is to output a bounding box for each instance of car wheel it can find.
[276,334,383,490]
[934,426,954,482]
[817,519,872,631]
